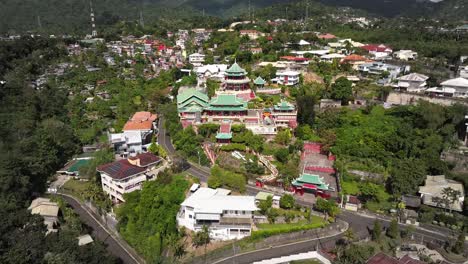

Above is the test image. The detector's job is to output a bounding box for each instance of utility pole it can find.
[90,1,97,37]
[248,0,251,22]
[139,10,144,28]
[37,15,42,30]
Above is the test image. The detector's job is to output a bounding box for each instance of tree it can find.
[258,195,273,215]
[192,225,210,248]
[372,220,382,242]
[441,187,461,213]
[387,219,400,240]
[452,231,465,255]
[279,194,295,209]
[274,129,292,145]
[343,228,356,246]
[315,198,340,220]
[267,209,279,224]
[330,77,353,105]
[274,148,290,163]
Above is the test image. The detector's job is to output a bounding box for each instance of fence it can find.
[185,220,348,264]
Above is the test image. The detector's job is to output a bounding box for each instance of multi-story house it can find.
[110,112,157,155]
[396,73,429,93]
[177,187,258,240]
[275,70,300,86]
[98,153,163,203]
[188,53,205,66]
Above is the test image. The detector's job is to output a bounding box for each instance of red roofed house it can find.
[317,33,337,40]
[110,112,158,155]
[98,153,163,203]
[367,252,425,264]
[341,54,372,70]
[361,44,393,60]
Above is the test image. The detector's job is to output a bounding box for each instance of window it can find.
[189,215,193,219]
[242,211,246,215]
[235,210,238,215]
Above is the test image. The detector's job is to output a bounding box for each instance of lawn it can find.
[257,216,326,232]
[61,178,93,201]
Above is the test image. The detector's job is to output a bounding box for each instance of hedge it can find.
[220,143,247,152]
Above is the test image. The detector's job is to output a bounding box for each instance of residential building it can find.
[239,30,263,40]
[440,77,468,98]
[419,175,465,212]
[29,198,59,234]
[274,70,300,86]
[358,62,405,81]
[425,87,457,97]
[341,54,371,70]
[393,50,418,61]
[320,53,345,63]
[361,44,393,60]
[189,53,205,66]
[250,47,263,54]
[317,33,336,40]
[195,64,228,83]
[177,187,258,240]
[98,153,163,203]
[343,195,361,212]
[396,73,429,93]
[459,65,468,78]
[110,112,157,154]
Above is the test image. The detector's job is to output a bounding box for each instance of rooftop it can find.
[225,62,247,76]
[97,153,161,180]
[441,77,468,87]
[28,198,59,217]
[181,187,258,214]
[254,76,266,85]
[398,73,429,82]
[123,111,157,131]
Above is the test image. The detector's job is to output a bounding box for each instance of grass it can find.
[257,216,326,232]
[61,178,93,201]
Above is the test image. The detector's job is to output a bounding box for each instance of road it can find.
[59,194,142,264]
[157,116,460,263]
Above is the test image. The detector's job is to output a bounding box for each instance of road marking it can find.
[59,193,142,264]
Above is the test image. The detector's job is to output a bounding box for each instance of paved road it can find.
[157,116,460,262]
[59,194,142,264]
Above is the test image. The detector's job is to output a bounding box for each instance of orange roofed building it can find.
[341,54,373,70]
[110,112,158,156]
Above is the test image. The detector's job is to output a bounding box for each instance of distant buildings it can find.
[274,70,301,86]
[98,153,164,203]
[188,53,205,66]
[177,187,258,240]
[361,44,393,60]
[440,77,468,98]
[393,50,418,61]
[366,252,425,264]
[110,112,157,155]
[239,30,264,40]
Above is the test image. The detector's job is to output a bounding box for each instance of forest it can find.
[0,37,118,263]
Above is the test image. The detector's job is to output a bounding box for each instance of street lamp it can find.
[197,150,201,165]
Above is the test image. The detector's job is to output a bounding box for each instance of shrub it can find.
[279,194,295,209]
[220,143,247,152]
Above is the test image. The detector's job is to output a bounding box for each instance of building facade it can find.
[98,153,163,203]
[177,187,258,240]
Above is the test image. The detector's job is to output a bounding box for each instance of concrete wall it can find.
[386,92,468,107]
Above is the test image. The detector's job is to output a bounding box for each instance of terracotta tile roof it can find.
[343,54,368,62]
[362,44,392,53]
[123,112,157,131]
[317,33,336,39]
[97,153,161,180]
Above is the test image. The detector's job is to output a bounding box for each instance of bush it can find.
[220,143,247,152]
[208,165,246,193]
[279,194,295,209]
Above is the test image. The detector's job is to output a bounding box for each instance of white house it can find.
[440,77,468,98]
[29,198,59,234]
[419,175,465,212]
[177,187,258,241]
[393,50,418,61]
[459,66,468,78]
[189,53,206,66]
[397,73,429,93]
[274,70,300,86]
[110,112,157,155]
[97,153,163,203]
[320,53,345,63]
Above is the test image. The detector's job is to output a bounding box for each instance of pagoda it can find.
[220,62,255,101]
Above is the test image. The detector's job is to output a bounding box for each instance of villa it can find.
[177,187,258,240]
[98,153,164,203]
[274,70,300,86]
[396,73,429,93]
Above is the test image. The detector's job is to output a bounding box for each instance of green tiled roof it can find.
[177,88,209,105]
[179,98,208,109]
[216,132,233,139]
[209,94,245,106]
[255,192,273,201]
[226,62,247,76]
[274,100,295,111]
[292,173,329,190]
[254,76,266,85]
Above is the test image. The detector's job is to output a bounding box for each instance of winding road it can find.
[158,116,463,263]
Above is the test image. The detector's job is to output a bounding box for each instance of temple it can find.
[220,62,255,101]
